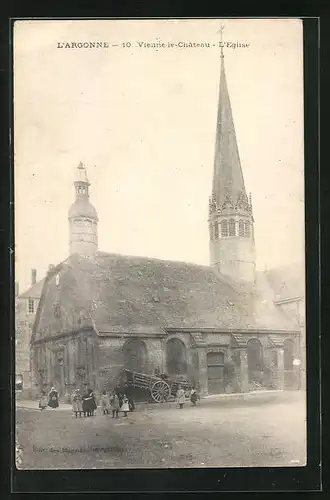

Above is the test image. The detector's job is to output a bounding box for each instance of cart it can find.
[121,369,192,403]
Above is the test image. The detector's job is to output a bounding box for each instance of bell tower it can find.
[209,43,256,284]
[68,162,99,257]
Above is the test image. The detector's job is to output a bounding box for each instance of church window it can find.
[229,219,236,236]
[123,339,148,373]
[54,304,61,318]
[214,223,219,239]
[221,220,228,237]
[239,219,245,237]
[244,221,251,237]
[28,299,35,314]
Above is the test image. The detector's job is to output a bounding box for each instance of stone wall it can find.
[15,298,39,398]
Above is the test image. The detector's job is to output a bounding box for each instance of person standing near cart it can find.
[190,387,199,406]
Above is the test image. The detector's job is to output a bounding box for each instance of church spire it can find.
[212,40,248,210]
[208,37,255,284]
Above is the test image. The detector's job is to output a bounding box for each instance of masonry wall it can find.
[15,297,39,398]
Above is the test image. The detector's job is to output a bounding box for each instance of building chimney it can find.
[31,268,37,285]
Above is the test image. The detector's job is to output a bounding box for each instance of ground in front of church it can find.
[16,391,306,469]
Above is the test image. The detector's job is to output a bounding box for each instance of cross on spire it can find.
[217,25,225,58]
[212,26,248,209]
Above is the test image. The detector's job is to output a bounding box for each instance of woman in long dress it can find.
[89,389,97,416]
[176,385,185,409]
[82,388,97,417]
[48,387,59,409]
[82,389,92,417]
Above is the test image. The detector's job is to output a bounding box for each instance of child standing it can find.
[120,394,130,417]
[71,389,83,418]
[101,390,110,415]
[176,385,185,409]
[38,390,48,410]
[110,391,120,419]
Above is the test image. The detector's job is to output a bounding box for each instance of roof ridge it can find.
[94,251,214,269]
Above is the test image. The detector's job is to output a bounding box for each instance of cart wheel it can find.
[151,380,171,402]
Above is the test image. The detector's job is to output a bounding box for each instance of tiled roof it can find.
[258,262,305,301]
[33,252,296,341]
[19,278,46,299]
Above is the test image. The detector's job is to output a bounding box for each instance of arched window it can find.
[229,219,236,236]
[244,221,251,238]
[166,338,187,375]
[214,223,219,239]
[238,219,245,237]
[221,220,228,237]
[123,339,148,373]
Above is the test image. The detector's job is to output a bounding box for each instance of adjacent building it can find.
[15,270,45,399]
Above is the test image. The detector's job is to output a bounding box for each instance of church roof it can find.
[212,53,247,208]
[32,252,297,342]
[258,262,305,301]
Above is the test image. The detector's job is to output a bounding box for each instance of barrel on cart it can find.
[121,369,192,403]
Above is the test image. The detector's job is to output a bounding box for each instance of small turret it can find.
[68,162,98,257]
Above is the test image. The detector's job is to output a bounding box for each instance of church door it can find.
[247,339,264,387]
[207,351,225,394]
[166,338,187,376]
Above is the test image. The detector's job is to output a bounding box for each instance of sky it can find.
[14,19,305,293]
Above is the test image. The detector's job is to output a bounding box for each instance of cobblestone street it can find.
[16,391,306,469]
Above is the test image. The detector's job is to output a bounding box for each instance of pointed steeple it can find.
[212,50,247,209]
[208,41,256,284]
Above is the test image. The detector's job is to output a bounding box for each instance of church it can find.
[30,51,303,399]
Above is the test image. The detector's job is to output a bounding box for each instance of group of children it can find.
[71,389,133,419]
[99,390,132,418]
[39,384,199,417]
[71,388,98,417]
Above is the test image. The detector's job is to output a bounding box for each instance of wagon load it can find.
[120,369,192,403]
